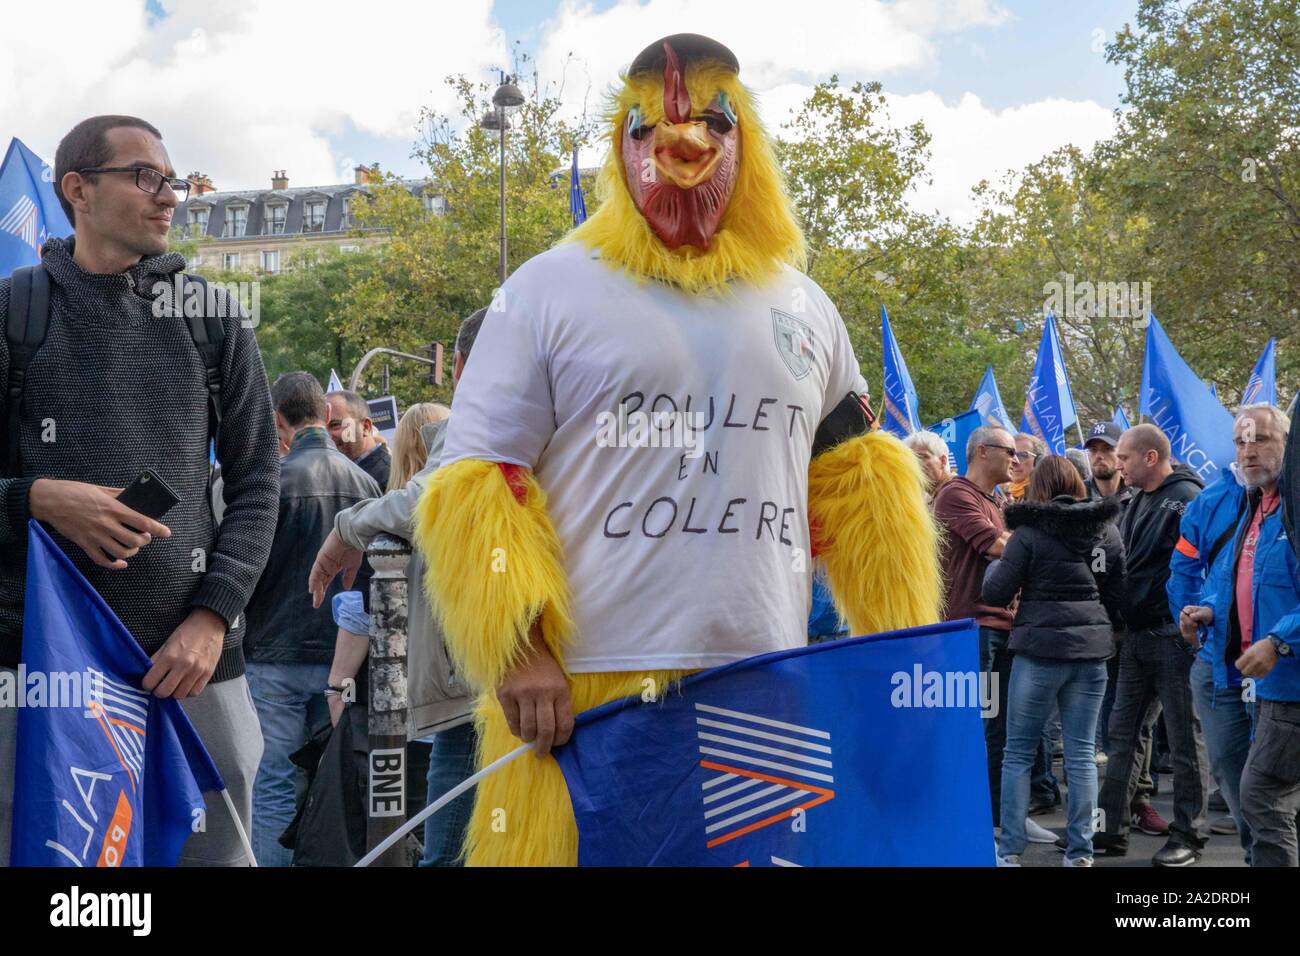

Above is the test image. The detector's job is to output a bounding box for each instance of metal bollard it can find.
[365,532,411,866]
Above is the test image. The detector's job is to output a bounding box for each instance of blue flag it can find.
[1139,313,1236,483]
[1021,312,1072,454]
[554,620,994,866]
[880,305,921,437]
[970,366,1015,433]
[1242,338,1277,406]
[1112,405,1132,431]
[0,138,72,275]
[1048,314,1079,431]
[927,408,983,476]
[569,146,587,227]
[10,521,225,866]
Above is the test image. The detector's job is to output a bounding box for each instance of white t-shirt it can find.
[442,242,868,672]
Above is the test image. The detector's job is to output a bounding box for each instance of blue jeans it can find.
[246,661,331,867]
[419,721,479,866]
[1189,658,1255,863]
[1000,655,1107,861]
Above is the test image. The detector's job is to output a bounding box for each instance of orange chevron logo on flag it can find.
[695,702,836,849]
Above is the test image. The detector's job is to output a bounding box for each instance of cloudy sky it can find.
[0,0,1136,225]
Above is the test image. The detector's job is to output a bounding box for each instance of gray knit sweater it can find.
[0,237,280,682]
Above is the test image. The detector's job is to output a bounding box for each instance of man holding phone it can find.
[0,116,281,866]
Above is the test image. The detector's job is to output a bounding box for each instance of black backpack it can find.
[3,264,226,475]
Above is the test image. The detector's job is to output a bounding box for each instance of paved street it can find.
[1015,759,1248,868]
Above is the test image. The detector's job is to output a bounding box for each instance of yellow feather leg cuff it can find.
[413,459,574,691]
[808,431,944,635]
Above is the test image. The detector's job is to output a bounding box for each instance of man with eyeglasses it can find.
[0,116,281,866]
[934,425,1021,830]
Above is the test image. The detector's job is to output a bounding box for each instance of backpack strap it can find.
[178,274,225,441]
[1205,493,1249,571]
[4,265,51,476]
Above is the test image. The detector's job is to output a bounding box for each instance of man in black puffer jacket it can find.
[982,456,1125,866]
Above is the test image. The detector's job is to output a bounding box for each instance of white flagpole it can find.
[219,788,258,867]
[354,742,532,868]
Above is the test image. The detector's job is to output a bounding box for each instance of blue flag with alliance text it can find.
[880,305,921,437]
[554,620,994,866]
[10,521,224,866]
[1021,312,1072,455]
[0,138,72,275]
[1139,314,1236,484]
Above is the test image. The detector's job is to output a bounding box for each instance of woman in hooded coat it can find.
[983,455,1126,866]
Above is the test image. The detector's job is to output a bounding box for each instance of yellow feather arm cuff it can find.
[413,459,574,691]
[807,431,944,635]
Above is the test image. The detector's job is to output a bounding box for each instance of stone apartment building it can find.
[173,164,444,273]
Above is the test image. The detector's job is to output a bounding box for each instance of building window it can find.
[261,250,281,273]
[423,194,447,215]
[223,252,241,271]
[223,205,248,238]
[189,207,210,238]
[303,199,326,232]
[341,198,354,229]
[264,204,287,235]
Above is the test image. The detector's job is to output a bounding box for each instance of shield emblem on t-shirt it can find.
[771,309,815,380]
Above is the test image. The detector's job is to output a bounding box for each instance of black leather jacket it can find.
[243,427,380,663]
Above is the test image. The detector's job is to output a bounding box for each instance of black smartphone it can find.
[117,468,181,525]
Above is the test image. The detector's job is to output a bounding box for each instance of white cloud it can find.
[0,0,507,192]
[0,0,1115,225]
[883,90,1117,224]
[535,0,1009,98]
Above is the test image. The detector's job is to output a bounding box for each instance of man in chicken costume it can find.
[415,33,942,866]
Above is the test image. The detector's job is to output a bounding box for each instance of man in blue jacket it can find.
[1169,436,1252,861]
[1175,404,1300,866]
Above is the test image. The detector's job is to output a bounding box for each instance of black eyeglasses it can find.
[77,166,191,201]
[983,444,1018,457]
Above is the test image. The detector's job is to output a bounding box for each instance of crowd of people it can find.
[2,112,1298,871]
[905,409,1300,867]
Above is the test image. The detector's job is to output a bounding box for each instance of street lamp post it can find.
[481,72,525,286]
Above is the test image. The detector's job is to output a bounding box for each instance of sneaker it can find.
[996,854,1022,867]
[1153,842,1201,867]
[1210,816,1238,835]
[1025,817,1058,844]
[1095,750,1109,768]
[1062,855,1094,867]
[1091,831,1130,856]
[1208,790,1229,813]
[1132,803,1170,836]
